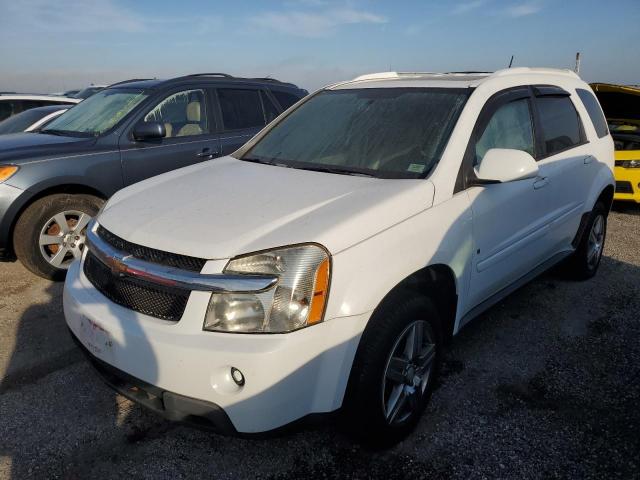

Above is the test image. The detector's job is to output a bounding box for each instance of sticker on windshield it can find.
[407,164,426,173]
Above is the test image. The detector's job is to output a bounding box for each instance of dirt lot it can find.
[1,206,639,479]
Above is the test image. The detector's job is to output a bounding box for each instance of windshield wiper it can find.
[240,155,276,165]
[293,165,377,177]
[41,129,94,138]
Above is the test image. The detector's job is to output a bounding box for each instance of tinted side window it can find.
[144,89,209,138]
[0,102,13,121]
[271,90,300,110]
[261,91,279,123]
[475,98,535,164]
[576,89,609,138]
[218,89,263,130]
[536,96,583,156]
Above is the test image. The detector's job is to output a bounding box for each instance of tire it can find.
[343,293,442,447]
[13,194,104,281]
[564,201,608,280]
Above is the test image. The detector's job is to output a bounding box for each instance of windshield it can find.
[0,108,50,134]
[241,88,469,178]
[42,88,148,136]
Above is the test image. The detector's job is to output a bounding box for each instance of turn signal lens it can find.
[308,257,330,325]
[0,166,18,183]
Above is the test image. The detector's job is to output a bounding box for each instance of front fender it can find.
[325,192,474,335]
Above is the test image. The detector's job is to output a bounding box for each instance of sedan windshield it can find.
[242,88,469,178]
[42,88,148,136]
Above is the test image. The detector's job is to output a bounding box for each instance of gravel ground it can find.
[1,206,639,479]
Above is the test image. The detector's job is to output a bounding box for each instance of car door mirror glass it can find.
[133,121,166,141]
[474,148,539,183]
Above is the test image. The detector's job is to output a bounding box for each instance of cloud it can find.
[452,0,487,15]
[506,2,541,17]
[250,7,387,37]
[1,0,145,34]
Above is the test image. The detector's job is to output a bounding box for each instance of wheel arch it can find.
[367,263,459,344]
[6,183,108,257]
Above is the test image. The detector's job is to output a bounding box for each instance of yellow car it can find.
[591,83,640,203]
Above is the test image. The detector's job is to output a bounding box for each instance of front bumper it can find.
[0,183,25,259]
[63,259,369,433]
[70,327,237,433]
[614,166,640,203]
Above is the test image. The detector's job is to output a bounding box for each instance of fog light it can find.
[230,367,245,386]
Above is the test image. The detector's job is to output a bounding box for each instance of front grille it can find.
[84,252,189,321]
[615,181,634,194]
[97,225,206,272]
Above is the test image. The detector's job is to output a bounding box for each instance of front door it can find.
[466,91,556,309]
[119,88,221,186]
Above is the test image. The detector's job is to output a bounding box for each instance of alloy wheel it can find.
[382,320,436,425]
[587,214,605,269]
[38,210,92,269]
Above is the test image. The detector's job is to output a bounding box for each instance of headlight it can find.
[204,244,330,333]
[0,165,19,183]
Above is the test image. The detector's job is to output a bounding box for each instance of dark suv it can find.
[0,73,307,279]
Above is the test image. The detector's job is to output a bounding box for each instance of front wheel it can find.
[343,294,442,447]
[13,194,104,280]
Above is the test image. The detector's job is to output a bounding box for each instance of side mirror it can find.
[133,121,166,141]
[474,148,539,183]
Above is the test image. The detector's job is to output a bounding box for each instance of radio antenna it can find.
[508,55,514,68]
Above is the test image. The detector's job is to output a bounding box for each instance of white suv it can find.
[64,68,615,445]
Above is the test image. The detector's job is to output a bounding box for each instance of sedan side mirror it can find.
[133,121,166,141]
[474,148,539,183]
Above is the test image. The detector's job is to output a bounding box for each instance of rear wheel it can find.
[13,194,103,280]
[565,201,607,280]
[344,294,442,447]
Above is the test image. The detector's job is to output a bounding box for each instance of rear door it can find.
[531,87,594,253]
[214,87,281,156]
[119,86,222,185]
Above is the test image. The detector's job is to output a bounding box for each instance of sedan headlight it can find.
[0,165,19,183]
[204,244,330,333]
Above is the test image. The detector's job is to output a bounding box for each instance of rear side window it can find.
[0,102,13,121]
[576,89,609,138]
[536,96,583,156]
[218,89,263,130]
[271,90,300,109]
[475,98,535,164]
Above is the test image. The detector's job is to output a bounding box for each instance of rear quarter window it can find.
[576,89,609,138]
[271,90,301,110]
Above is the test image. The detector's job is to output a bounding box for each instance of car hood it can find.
[0,132,95,164]
[99,156,435,259]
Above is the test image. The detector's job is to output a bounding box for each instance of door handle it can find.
[583,155,593,165]
[196,147,219,159]
[533,176,549,189]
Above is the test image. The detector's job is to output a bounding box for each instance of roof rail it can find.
[491,67,580,79]
[107,78,155,87]
[185,73,234,78]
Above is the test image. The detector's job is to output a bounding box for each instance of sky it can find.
[0,0,639,93]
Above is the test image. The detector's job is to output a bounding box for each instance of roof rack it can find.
[107,78,155,87]
[185,73,234,78]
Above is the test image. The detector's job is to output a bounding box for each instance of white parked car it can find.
[64,67,615,445]
[0,105,69,135]
[0,94,79,122]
